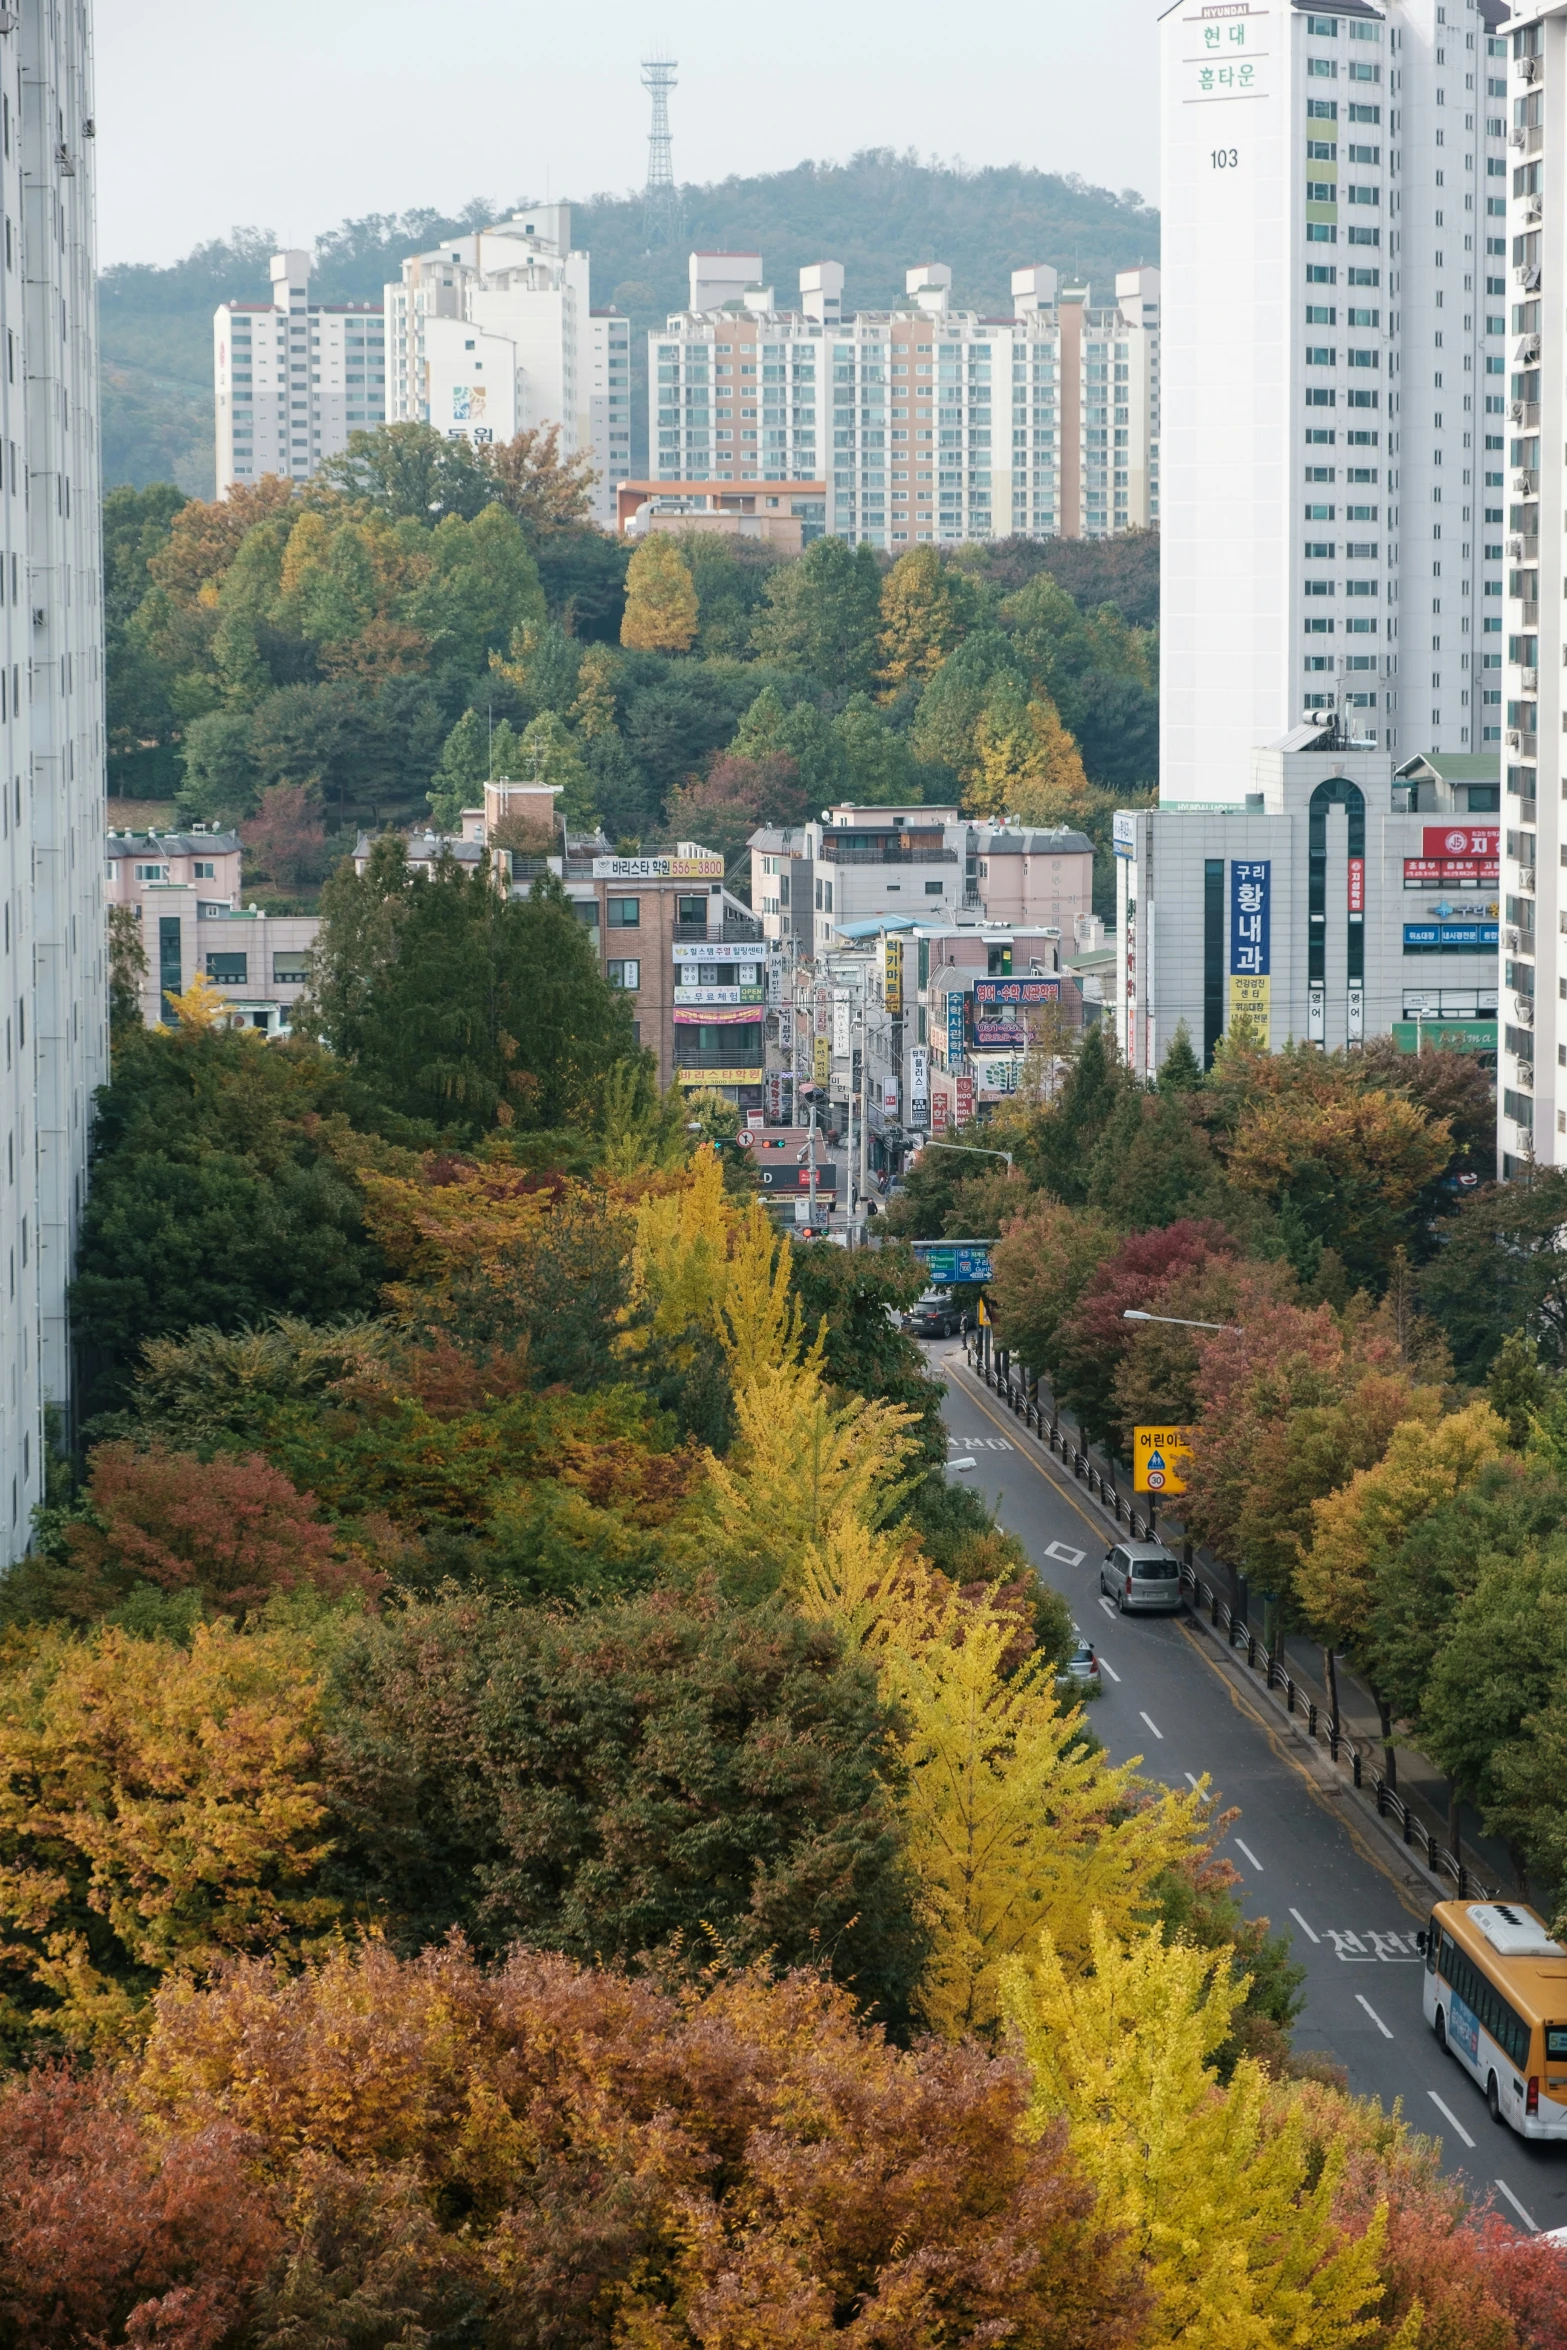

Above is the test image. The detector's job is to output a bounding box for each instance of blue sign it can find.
[1404,922,1499,950]
[946,991,966,1065]
[912,1241,994,1285]
[1230,860,1271,977]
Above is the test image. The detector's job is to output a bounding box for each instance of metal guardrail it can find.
[960,1339,1491,1901]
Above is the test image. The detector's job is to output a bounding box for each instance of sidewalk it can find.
[957,1338,1515,1904]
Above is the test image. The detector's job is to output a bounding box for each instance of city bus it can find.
[1421,1900,1567,2139]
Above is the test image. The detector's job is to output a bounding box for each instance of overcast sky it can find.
[95,0,1163,268]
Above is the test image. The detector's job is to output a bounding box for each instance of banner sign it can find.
[883,938,904,1016]
[882,1076,900,1116]
[1404,858,1500,886]
[593,853,723,879]
[946,991,966,1065]
[973,979,1059,1004]
[1112,810,1138,860]
[1347,856,1364,916]
[1403,922,1500,949]
[1424,826,1500,860]
[813,1035,831,1085]
[975,1019,1023,1047]
[673,1005,764,1025]
[912,1241,994,1285]
[955,1075,975,1124]
[670,944,761,968]
[678,1067,763,1086]
[674,986,763,1007]
[833,995,851,1056]
[1134,1424,1194,1497]
[1229,859,1271,1032]
[909,1045,930,1126]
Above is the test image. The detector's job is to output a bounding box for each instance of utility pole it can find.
[640,57,681,248]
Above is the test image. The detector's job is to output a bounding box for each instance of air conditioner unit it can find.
[1516,335,1542,363]
[1511,401,1528,422]
[1511,126,1526,147]
[1522,667,1540,690]
[1522,55,1542,83]
[1525,197,1544,224]
[1507,729,1523,748]
[1514,471,1538,492]
[1514,996,1535,1027]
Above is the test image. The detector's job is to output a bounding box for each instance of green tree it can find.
[318,1587,927,2033]
[876,545,980,699]
[107,907,149,1046]
[516,710,594,827]
[302,839,639,1136]
[1017,1022,1135,1205]
[1419,1540,1567,1853]
[175,707,262,825]
[833,693,917,802]
[750,534,883,690]
[1159,1021,1203,1093]
[1421,1166,1567,1375]
[316,421,495,521]
[907,630,1018,775]
[1085,1089,1229,1231]
[426,706,489,828]
[789,1238,943,1460]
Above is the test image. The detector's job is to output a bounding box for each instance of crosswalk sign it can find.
[1134,1425,1193,1495]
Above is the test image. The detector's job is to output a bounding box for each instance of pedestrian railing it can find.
[959,1336,1490,1901]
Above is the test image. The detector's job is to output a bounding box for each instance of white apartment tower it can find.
[214,252,385,494]
[384,207,625,526]
[0,0,106,1559]
[650,254,1159,548]
[1501,0,1567,1169]
[1160,0,1510,808]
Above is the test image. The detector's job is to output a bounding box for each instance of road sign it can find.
[911,1241,994,1284]
[1134,1425,1194,1495]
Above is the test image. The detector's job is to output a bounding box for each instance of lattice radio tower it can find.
[641,54,682,248]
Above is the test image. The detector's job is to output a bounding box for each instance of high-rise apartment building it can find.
[1501,0,1567,1169]
[0,0,107,1560]
[1160,0,1510,809]
[384,207,626,525]
[214,251,385,494]
[650,254,1160,548]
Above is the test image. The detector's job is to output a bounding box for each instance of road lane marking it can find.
[1494,2178,1538,2233]
[1289,1908,1321,1944]
[1045,1540,1085,1565]
[1234,1838,1264,1873]
[1140,1711,1164,1740]
[1355,1994,1393,2039]
[1098,1596,1117,1620]
[1427,2091,1475,2149]
[1185,1771,1203,1791]
[1097,1656,1121,1683]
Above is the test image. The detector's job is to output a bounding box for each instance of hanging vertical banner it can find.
[833,994,851,1056]
[883,937,904,1016]
[1228,859,1271,1035]
[813,1034,831,1086]
[1346,856,1365,1042]
[946,989,966,1067]
[1347,856,1365,915]
[909,1046,930,1127]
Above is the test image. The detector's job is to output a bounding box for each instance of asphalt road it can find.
[932,1340,1567,2237]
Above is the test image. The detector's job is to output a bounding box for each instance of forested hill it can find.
[100,152,1161,498]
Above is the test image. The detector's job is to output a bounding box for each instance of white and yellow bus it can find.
[1422,1900,1567,2140]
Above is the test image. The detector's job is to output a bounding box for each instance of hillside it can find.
[99,153,1161,496]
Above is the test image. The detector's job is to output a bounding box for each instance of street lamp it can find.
[916,1140,1016,1173]
[1122,1309,1243,1333]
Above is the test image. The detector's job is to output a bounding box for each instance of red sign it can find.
[1347,856,1364,914]
[932,1090,951,1133]
[1404,858,1500,886]
[1424,826,1500,860]
[955,1077,975,1125]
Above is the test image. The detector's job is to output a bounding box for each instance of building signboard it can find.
[1404,859,1501,887]
[974,1019,1023,1047]
[909,1045,930,1127]
[677,1067,764,1086]
[1229,858,1271,1034]
[1423,826,1501,860]
[814,1035,831,1086]
[883,937,904,1016]
[1112,810,1139,859]
[946,990,967,1066]
[912,1240,994,1285]
[593,853,724,879]
[955,1074,975,1125]
[670,944,761,967]
[1402,922,1500,950]
[673,1004,763,1025]
[973,979,1059,1004]
[833,996,851,1056]
[674,986,764,1007]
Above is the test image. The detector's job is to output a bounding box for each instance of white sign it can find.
[882,1077,900,1117]
[1179,3,1271,107]
[675,986,763,1007]
[593,853,724,880]
[833,995,851,1055]
[1112,811,1139,861]
[777,1009,795,1053]
[909,1044,930,1123]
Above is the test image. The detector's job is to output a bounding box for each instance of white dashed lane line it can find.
[1184,1771,1203,1792]
[1139,1711,1164,1740]
[1355,1994,1394,2040]
[1289,1908,1321,1945]
[1233,1838,1264,1873]
[1495,2179,1538,2233]
[1427,2092,1476,2150]
[1098,1596,1117,1621]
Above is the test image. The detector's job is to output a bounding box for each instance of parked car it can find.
[904,1289,964,1339]
[1058,1638,1102,1694]
[1099,1541,1184,1615]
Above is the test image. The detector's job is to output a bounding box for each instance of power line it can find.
[641,54,682,249]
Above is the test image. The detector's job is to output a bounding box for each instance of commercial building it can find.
[1159,0,1512,808]
[1113,720,1499,1076]
[214,250,385,493]
[384,207,628,526]
[104,827,318,1035]
[651,251,1160,547]
[1500,0,1567,1169]
[0,1,107,1557]
[748,808,1093,951]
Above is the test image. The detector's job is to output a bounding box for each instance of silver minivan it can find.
[1100,1541,1184,1614]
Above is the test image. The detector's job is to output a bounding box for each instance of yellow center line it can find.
[943,1353,1427,1918]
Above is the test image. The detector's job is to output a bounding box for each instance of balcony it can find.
[1509,539,1539,563]
[1510,400,1541,427]
[1514,468,1540,494]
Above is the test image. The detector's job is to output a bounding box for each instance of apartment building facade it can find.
[650,252,1160,548]
[384,207,626,526]
[749,808,1094,949]
[215,251,385,494]
[0,0,108,1556]
[1160,0,1511,808]
[104,826,317,1034]
[1500,0,1567,1168]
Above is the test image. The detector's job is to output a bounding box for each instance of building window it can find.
[206,953,248,985]
[273,958,310,985]
[193,860,216,879]
[606,898,641,928]
[676,895,707,925]
[607,958,641,990]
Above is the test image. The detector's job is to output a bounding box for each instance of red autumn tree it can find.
[61,1442,380,1619]
[1051,1217,1241,1449]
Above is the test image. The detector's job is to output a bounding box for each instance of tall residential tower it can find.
[215,251,385,494]
[1160,0,1510,808]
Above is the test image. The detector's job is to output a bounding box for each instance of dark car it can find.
[904,1290,964,1339]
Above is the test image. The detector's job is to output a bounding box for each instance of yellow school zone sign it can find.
[1134,1425,1194,1496]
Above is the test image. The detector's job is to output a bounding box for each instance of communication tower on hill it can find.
[641,54,681,248]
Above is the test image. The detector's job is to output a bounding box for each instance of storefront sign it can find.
[1347,856,1364,916]
[593,853,723,879]
[1403,922,1500,949]
[673,1004,764,1025]
[674,986,764,1007]
[946,990,966,1064]
[1229,859,1271,1033]
[1423,826,1500,860]
[814,1035,831,1086]
[973,979,1059,1004]
[677,1067,764,1087]
[955,1075,975,1125]
[883,938,904,1016]
[1404,859,1500,886]
[909,1045,930,1126]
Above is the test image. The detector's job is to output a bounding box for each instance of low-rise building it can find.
[1113,722,1499,1080]
[748,807,1093,951]
[105,824,319,1032]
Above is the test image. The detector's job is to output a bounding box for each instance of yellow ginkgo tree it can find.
[1003,1913,1415,2350]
